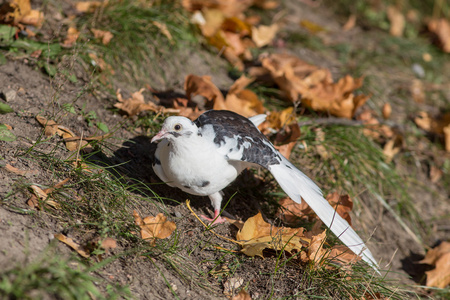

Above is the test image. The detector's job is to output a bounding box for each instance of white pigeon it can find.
[151,110,379,272]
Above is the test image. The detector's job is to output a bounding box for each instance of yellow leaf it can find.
[251,23,278,47]
[133,211,176,246]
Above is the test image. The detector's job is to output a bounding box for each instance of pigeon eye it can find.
[174,124,182,131]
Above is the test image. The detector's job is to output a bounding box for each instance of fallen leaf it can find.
[91,28,113,45]
[223,277,244,297]
[184,75,224,107]
[4,163,38,176]
[88,53,114,74]
[300,20,326,34]
[259,53,368,118]
[276,197,314,224]
[251,23,278,47]
[427,18,450,53]
[214,75,264,118]
[236,212,309,258]
[27,178,69,209]
[326,192,353,227]
[181,0,254,18]
[36,115,59,136]
[197,9,225,37]
[115,88,178,117]
[231,289,252,300]
[328,244,361,268]
[133,211,176,246]
[0,0,31,25]
[342,14,356,31]
[75,1,104,13]
[20,9,44,28]
[54,233,90,258]
[410,79,425,103]
[383,136,402,163]
[308,230,328,263]
[419,242,450,288]
[152,21,173,43]
[62,26,80,48]
[273,123,301,159]
[387,6,405,37]
[429,165,443,183]
[444,124,450,152]
[314,127,329,160]
[357,110,394,140]
[382,103,391,119]
[414,112,450,135]
[100,237,117,251]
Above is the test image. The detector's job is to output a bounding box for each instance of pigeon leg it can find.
[200,191,227,224]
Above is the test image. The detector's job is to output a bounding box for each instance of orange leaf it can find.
[251,23,278,47]
[133,211,176,246]
[428,18,450,53]
[273,123,301,159]
[75,1,104,13]
[275,197,314,224]
[387,6,405,37]
[420,242,450,288]
[184,74,225,106]
[326,192,353,227]
[54,233,90,258]
[91,28,113,45]
[4,163,38,176]
[115,88,178,117]
[62,27,80,48]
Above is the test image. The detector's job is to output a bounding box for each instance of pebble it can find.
[1,89,17,102]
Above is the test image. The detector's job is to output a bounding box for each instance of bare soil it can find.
[1,1,449,299]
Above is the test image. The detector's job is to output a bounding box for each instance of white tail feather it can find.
[269,157,379,272]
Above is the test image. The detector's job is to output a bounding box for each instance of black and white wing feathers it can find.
[194,110,379,271]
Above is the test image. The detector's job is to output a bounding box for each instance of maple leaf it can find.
[133,211,176,246]
[419,242,450,288]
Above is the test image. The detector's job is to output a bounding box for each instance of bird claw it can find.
[200,214,228,225]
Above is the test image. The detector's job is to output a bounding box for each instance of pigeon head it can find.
[151,116,198,143]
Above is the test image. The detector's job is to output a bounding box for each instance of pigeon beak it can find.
[151,130,168,143]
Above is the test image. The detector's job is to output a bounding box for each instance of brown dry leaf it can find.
[133,210,176,246]
[100,237,117,251]
[54,233,90,258]
[308,230,328,263]
[382,103,391,119]
[91,28,113,45]
[300,20,326,34]
[115,88,178,117]
[197,8,225,37]
[27,178,69,209]
[427,18,450,53]
[88,53,114,74]
[252,23,278,47]
[4,163,38,176]
[410,79,425,103]
[419,242,450,288]
[326,192,353,227]
[36,115,59,136]
[429,165,443,183]
[357,109,394,140]
[231,289,252,300]
[275,197,314,224]
[0,0,31,25]
[383,135,403,163]
[62,26,80,48]
[184,75,224,106]
[75,1,104,13]
[444,124,450,152]
[342,14,356,31]
[328,244,361,268]
[213,75,264,118]
[386,6,405,37]
[414,112,450,135]
[273,123,301,159]
[236,212,309,258]
[314,127,329,160]
[259,53,368,118]
[223,277,244,297]
[260,107,296,135]
[20,9,44,28]
[172,97,203,120]
[152,21,173,43]
[182,0,254,18]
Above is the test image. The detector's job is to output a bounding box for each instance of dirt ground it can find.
[1,1,449,299]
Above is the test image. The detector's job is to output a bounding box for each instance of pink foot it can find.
[200,214,228,225]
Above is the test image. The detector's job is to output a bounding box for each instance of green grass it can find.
[0,246,131,300]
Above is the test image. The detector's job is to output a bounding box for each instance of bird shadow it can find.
[82,135,264,221]
[400,251,434,285]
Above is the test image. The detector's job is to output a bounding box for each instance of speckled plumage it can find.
[151,110,379,272]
